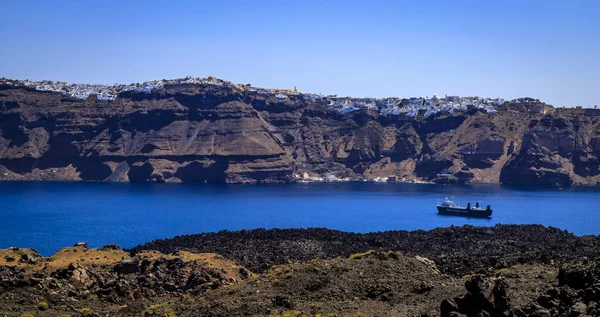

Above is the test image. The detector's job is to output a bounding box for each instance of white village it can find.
[0,76,525,118]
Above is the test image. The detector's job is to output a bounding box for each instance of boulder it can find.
[571,301,588,315]
[441,276,513,317]
[441,299,459,316]
[19,253,37,264]
[69,263,94,288]
[558,264,594,289]
[114,258,140,274]
[520,261,600,317]
[101,244,121,251]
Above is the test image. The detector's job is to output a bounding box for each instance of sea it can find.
[1,181,599,256]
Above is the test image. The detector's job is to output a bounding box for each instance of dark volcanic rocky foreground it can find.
[1,83,600,186]
[1,225,600,316]
[132,225,600,275]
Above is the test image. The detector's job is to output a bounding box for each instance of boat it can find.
[436,197,492,218]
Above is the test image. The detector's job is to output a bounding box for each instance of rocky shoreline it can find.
[1,225,599,316]
[132,225,600,276]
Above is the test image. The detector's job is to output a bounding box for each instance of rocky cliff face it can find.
[501,115,600,186]
[1,83,599,185]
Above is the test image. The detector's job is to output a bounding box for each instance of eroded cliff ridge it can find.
[1,82,599,185]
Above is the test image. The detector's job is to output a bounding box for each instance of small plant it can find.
[183,294,195,305]
[78,307,92,315]
[194,296,208,307]
[309,258,322,265]
[37,301,49,310]
[349,250,374,259]
[265,265,284,278]
[145,304,176,317]
[282,310,302,317]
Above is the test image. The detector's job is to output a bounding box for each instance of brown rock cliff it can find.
[1,83,599,185]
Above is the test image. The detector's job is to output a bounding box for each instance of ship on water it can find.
[436,197,492,218]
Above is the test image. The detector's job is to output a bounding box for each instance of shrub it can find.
[282,310,302,317]
[497,268,510,274]
[183,294,195,305]
[309,258,322,265]
[349,250,374,259]
[78,307,92,314]
[145,304,176,317]
[37,301,49,310]
[265,265,284,278]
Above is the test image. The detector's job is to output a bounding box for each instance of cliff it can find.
[1,83,599,185]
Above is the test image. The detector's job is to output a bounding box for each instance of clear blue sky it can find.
[1,0,598,107]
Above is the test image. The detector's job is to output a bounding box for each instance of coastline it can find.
[130,224,600,275]
[5,224,598,275]
[1,224,599,316]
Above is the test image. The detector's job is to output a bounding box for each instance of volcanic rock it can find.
[441,276,513,317]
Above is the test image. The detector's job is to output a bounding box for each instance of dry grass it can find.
[45,247,127,271]
[136,251,253,281]
[349,250,374,259]
[0,248,41,268]
[145,304,176,317]
[0,247,253,281]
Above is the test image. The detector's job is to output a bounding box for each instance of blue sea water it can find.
[0,182,599,256]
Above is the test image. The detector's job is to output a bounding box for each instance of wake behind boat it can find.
[436,197,492,218]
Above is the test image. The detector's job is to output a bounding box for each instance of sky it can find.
[0,0,599,107]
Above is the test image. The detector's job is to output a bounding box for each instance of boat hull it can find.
[436,206,492,218]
